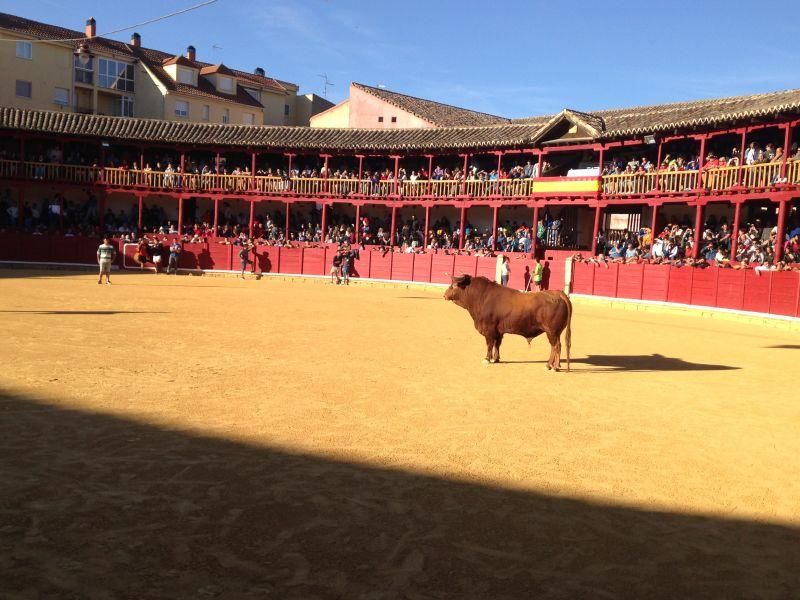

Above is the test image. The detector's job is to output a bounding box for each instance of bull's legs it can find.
[546,332,562,371]
[482,334,495,365]
[492,334,504,363]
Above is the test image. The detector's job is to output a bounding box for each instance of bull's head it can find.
[443,274,472,305]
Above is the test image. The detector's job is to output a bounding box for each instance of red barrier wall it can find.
[390,253,414,281]
[2,234,799,320]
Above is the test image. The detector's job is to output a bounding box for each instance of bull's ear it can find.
[454,274,472,288]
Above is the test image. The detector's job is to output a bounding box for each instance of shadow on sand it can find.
[765,344,800,350]
[502,353,740,373]
[0,388,795,599]
[0,310,168,316]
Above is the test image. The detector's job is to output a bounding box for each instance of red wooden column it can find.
[536,152,543,178]
[495,151,503,175]
[215,152,221,174]
[654,141,663,192]
[392,155,400,196]
[458,206,467,250]
[423,205,430,248]
[650,203,659,241]
[99,143,106,184]
[212,198,219,237]
[590,206,602,255]
[491,205,499,251]
[692,203,703,258]
[695,135,706,190]
[354,204,361,244]
[179,150,185,188]
[320,202,328,242]
[248,199,255,235]
[460,154,469,195]
[137,193,143,231]
[531,205,540,255]
[284,201,291,239]
[389,205,397,247]
[730,201,742,259]
[322,154,330,193]
[98,192,106,231]
[736,129,747,187]
[177,195,184,235]
[251,151,257,190]
[286,153,294,191]
[426,155,433,196]
[774,199,788,263]
[780,124,792,181]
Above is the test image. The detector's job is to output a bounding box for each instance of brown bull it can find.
[444,274,572,370]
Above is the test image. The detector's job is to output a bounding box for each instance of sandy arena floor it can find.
[0,269,798,599]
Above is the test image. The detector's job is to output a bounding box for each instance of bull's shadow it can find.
[766,344,800,350]
[504,352,739,372]
[1,388,795,599]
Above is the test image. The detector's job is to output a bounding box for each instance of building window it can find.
[74,56,93,84]
[218,77,234,93]
[202,105,209,120]
[15,80,32,99]
[222,108,230,124]
[391,116,397,123]
[243,113,254,125]
[284,104,290,116]
[98,58,135,92]
[175,100,189,117]
[15,41,32,60]
[177,68,195,85]
[244,88,259,102]
[54,87,69,106]
[378,116,384,123]
[117,96,134,117]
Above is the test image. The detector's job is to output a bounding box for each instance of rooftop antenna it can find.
[317,73,335,98]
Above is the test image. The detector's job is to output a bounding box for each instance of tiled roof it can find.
[162,55,194,67]
[352,83,510,127]
[513,88,800,138]
[199,63,236,77]
[0,12,295,106]
[0,107,541,151]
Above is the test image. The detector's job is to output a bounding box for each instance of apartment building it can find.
[0,12,332,125]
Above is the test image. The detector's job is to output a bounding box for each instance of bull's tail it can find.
[562,291,572,372]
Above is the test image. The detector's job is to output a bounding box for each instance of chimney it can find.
[130,32,141,47]
[85,17,96,38]
[254,67,265,77]
[186,45,196,61]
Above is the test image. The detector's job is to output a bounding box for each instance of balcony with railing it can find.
[3,157,799,203]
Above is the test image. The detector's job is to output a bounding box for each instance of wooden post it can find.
[99,144,106,184]
[139,147,145,171]
[654,141,663,192]
[354,204,361,244]
[774,199,788,263]
[426,155,433,196]
[393,155,400,196]
[496,152,503,175]
[389,205,397,247]
[285,201,291,240]
[286,153,294,191]
[695,136,706,190]
[531,205,540,255]
[491,205,499,251]
[730,201,742,259]
[650,203,659,241]
[692,203,703,258]
[323,154,329,193]
[251,151,257,191]
[137,193,143,231]
[737,129,747,187]
[179,150,185,189]
[460,154,469,195]
[780,124,792,181]
[423,205,430,248]
[98,192,106,231]
[458,206,466,250]
[177,195,184,235]
[591,206,602,255]
[213,197,219,237]
[248,199,255,235]
[320,202,328,243]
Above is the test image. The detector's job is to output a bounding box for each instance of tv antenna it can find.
[317,73,335,98]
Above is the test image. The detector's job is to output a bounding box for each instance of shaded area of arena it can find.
[1,388,798,600]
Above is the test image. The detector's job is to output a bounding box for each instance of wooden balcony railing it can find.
[4,158,800,202]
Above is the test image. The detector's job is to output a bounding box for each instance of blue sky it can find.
[5,0,799,118]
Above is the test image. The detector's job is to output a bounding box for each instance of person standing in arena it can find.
[239,240,254,278]
[341,249,352,285]
[532,257,544,291]
[151,239,165,274]
[330,251,343,284]
[134,237,149,270]
[167,240,181,275]
[96,236,116,285]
